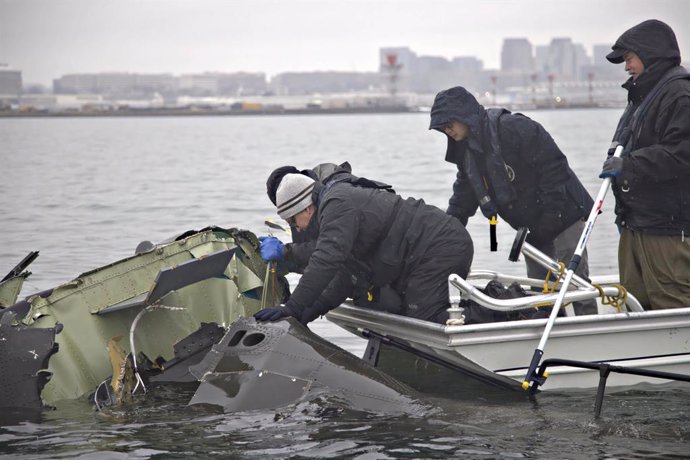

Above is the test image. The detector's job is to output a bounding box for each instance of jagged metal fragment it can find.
[188,317,424,415]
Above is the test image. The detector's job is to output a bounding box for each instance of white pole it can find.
[522,140,626,390]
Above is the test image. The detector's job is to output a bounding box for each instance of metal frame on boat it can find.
[326,241,690,392]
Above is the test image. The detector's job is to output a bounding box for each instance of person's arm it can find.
[297,270,354,324]
[620,94,690,186]
[282,240,314,273]
[286,192,359,313]
[447,166,478,226]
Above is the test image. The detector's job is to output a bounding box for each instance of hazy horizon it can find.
[2,0,689,86]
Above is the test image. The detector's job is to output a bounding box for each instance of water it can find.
[2,111,689,458]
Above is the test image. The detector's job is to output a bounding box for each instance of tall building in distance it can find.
[501,38,534,72]
[535,37,592,80]
[0,64,22,108]
[0,64,22,96]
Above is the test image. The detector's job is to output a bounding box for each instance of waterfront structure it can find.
[0,64,22,107]
[13,33,657,113]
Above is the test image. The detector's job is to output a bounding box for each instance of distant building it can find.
[53,74,98,94]
[501,38,534,72]
[0,64,22,108]
[53,71,266,98]
[591,44,626,80]
[54,72,143,97]
[378,46,487,94]
[216,72,267,96]
[177,73,220,96]
[536,38,591,80]
[451,56,483,73]
[0,64,22,96]
[134,73,177,94]
[592,44,613,67]
[546,38,577,78]
[269,71,380,96]
[572,43,591,79]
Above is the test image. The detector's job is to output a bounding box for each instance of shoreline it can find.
[0,105,417,118]
[0,102,625,118]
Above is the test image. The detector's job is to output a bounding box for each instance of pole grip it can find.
[522,349,544,390]
[489,216,498,252]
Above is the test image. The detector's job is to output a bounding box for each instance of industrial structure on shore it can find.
[2,35,663,115]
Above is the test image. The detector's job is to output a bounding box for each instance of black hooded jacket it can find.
[607,20,690,235]
[429,87,593,244]
[266,162,393,271]
[284,181,473,323]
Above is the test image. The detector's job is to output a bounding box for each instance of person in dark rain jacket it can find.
[429,86,597,315]
[260,162,405,319]
[598,19,690,310]
[262,162,393,273]
[254,172,474,325]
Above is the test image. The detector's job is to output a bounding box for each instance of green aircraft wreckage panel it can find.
[11,228,286,404]
[0,275,26,308]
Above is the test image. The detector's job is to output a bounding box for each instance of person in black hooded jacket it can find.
[598,19,690,310]
[262,161,393,273]
[429,86,597,315]
[254,172,474,325]
[260,162,404,320]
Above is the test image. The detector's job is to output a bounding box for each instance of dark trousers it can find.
[525,220,598,315]
[401,219,474,324]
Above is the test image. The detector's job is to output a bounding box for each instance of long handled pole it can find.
[522,131,630,391]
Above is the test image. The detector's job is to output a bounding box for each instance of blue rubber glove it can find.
[254,305,295,322]
[599,156,623,178]
[258,236,284,262]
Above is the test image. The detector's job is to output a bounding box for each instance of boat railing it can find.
[451,237,644,316]
[449,274,642,312]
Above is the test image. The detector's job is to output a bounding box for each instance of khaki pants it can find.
[619,229,690,310]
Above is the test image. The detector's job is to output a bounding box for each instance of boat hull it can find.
[326,303,690,391]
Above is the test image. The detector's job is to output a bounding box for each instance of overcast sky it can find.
[2,0,689,85]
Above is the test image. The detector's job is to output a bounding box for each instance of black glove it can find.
[599,156,623,178]
[254,305,295,322]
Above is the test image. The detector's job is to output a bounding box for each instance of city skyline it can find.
[2,0,689,86]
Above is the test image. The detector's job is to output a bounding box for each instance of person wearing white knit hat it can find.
[275,173,316,230]
[254,166,475,325]
[257,173,319,269]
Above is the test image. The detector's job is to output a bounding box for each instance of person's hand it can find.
[253,306,294,322]
[599,156,623,178]
[258,236,284,262]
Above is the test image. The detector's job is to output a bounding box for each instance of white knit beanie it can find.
[276,173,316,220]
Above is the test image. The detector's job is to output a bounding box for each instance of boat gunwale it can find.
[327,302,690,347]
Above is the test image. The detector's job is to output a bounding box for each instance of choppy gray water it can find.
[2,111,689,458]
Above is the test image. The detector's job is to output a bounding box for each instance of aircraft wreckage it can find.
[0,227,422,415]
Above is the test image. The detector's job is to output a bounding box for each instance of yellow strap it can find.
[594,283,628,313]
[541,261,566,294]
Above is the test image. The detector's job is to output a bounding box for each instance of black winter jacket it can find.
[275,162,394,272]
[285,182,471,320]
[429,87,593,244]
[607,20,690,235]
